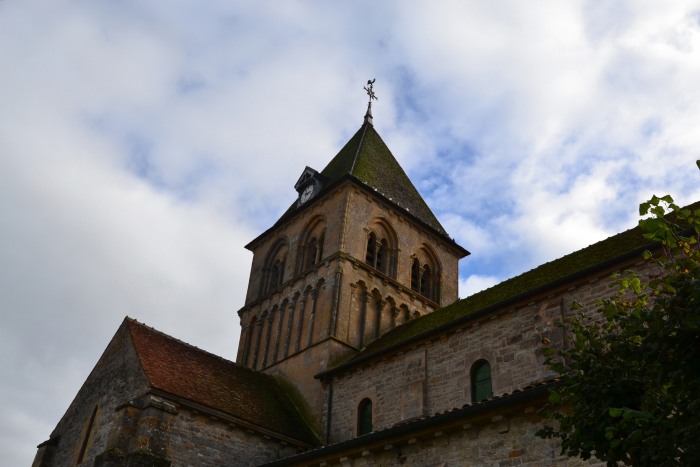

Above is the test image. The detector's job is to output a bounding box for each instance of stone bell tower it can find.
[236,87,468,432]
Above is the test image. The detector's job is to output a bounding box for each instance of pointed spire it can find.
[363,79,378,125]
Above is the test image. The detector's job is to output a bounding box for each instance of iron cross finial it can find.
[364,79,378,103]
[363,79,377,124]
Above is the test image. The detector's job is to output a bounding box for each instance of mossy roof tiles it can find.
[318,122,445,234]
[325,219,662,374]
[124,318,318,445]
[266,122,447,239]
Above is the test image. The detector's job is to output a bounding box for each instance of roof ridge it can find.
[124,316,257,374]
[349,121,369,174]
[322,208,680,374]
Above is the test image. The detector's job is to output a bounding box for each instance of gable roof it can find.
[123,318,318,445]
[321,217,663,377]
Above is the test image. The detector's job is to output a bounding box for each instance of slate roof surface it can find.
[327,218,662,373]
[269,122,448,238]
[124,318,318,445]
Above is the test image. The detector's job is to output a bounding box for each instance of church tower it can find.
[236,92,468,431]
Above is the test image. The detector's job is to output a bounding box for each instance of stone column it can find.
[261,309,275,368]
[284,294,299,358]
[273,301,287,363]
[295,291,309,352]
[252,312,265,370]
[329,268,343,338]
[306,288,319,347]
[374,297,386,339]
[359,290,370,348]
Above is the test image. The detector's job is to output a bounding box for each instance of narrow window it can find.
[421,265,432,297]
[376,239,388,272]
[318,232,325,262]
[471,360,493,403]
[357,398,373,436]
[365,233,377,265]
[306,238,317,270]
[269,261,280,290]
[77,405,98,464]
[410,258,420,291]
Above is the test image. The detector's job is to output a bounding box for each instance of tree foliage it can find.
[538,193,700,466]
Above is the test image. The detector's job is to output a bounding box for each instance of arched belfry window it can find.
[365,233,377,264]
[411,258,420,291]
[409,246,441,303]
[297,217,326,274]
[306,238,318,270]
[260,240,288,297]
[364,221,397,278]
[357,398,373,436]
[471,360,493,403]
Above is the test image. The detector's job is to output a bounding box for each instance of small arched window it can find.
[297,217,326,275]
[365,233,377,264]
[409,249,440,303]
[410,258,421,292]
[357,398,373,436]
[269,259,284,291]
[471,360,493,403]
[260,240,288,297]
[305,238,318,270]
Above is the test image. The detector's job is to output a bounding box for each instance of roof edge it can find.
[262,379,557,466]
[318,240,655,379]
[245,174,468,256]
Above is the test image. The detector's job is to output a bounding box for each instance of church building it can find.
[35,94,658,466]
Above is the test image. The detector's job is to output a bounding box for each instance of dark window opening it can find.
[410,258,420,291]
[306,238,318,270]
[471,360,493,403]
[365,233,377,264]
[421,265,431,297]
[357,398,373,436]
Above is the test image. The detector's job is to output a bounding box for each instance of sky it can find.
[2,1,700,464]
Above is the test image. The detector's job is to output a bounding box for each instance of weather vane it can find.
[363,79,377,124]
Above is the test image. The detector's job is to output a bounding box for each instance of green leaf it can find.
[549,390,561,404]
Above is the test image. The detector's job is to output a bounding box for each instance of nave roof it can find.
[124,318,318,445]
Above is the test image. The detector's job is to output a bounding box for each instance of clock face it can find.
[300,185,314,203]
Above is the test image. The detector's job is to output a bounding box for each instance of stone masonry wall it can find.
[239,181,465,428]
[307,409,604,467]
[328,258,656,443]
[34,323,149,467]
[166,406,302,467]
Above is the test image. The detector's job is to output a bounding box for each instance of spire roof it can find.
[318,121,446,234]
[260,121,448,240]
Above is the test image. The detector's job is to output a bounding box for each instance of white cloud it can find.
[2,1,700,465]
[459,274,501,298]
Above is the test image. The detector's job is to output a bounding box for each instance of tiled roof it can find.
[324,214,668,374]
[124,318,318,445]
